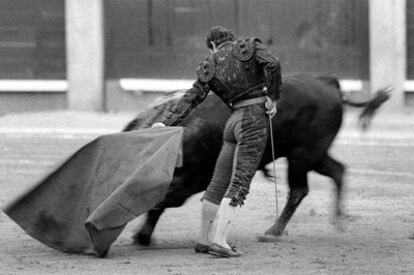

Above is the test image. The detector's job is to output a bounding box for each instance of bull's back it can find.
[281,74,342,115]
[125,74,344,171]
[269,74,343,158]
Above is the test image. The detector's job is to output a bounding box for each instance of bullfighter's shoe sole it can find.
[208,243,242,257]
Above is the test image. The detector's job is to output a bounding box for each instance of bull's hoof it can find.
[96,248,109,258]
[132,232,152,246]
[256,233,280,243]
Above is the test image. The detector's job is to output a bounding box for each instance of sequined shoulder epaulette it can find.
[233,37,260,61]
[196,56,216,82]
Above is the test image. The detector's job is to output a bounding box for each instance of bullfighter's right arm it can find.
[254,40,282,101]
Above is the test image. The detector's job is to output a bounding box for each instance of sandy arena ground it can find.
[1,111,414,274]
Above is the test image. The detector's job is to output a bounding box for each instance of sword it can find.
[268,113,279,219]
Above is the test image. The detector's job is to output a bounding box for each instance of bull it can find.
[123,74,389,245]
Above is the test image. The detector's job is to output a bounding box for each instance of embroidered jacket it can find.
[161,38,282,126]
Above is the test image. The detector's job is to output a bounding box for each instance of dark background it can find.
[0,0,376,80]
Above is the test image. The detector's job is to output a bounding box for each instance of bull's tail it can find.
[344,88,391,130]
[317,75,392,130]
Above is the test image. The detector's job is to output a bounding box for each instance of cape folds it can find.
[3,127,184,257]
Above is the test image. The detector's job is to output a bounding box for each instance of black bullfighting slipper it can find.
[194,243,209,254]
[208,243,242,257]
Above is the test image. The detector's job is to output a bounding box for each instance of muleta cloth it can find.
[3,127,184,257]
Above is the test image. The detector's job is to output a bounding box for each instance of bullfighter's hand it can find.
[265,96,277,118]
[152,122,166,128]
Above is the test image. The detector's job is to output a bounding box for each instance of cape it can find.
[3,127,184,257]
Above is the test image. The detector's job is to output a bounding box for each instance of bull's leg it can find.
[259,160,309,241]
[133,176,191,246]
[134,192,191,246]
[134,206,165,246]
[313,154,346,229]
[133,174,209,246]
[133,192,191,246]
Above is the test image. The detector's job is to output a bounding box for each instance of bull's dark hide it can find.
[124,73,389,246]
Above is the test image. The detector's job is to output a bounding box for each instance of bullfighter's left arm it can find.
[160,80,210,126]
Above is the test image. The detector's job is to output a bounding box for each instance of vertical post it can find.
[65,0,105,111]
[369,0,406,110]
